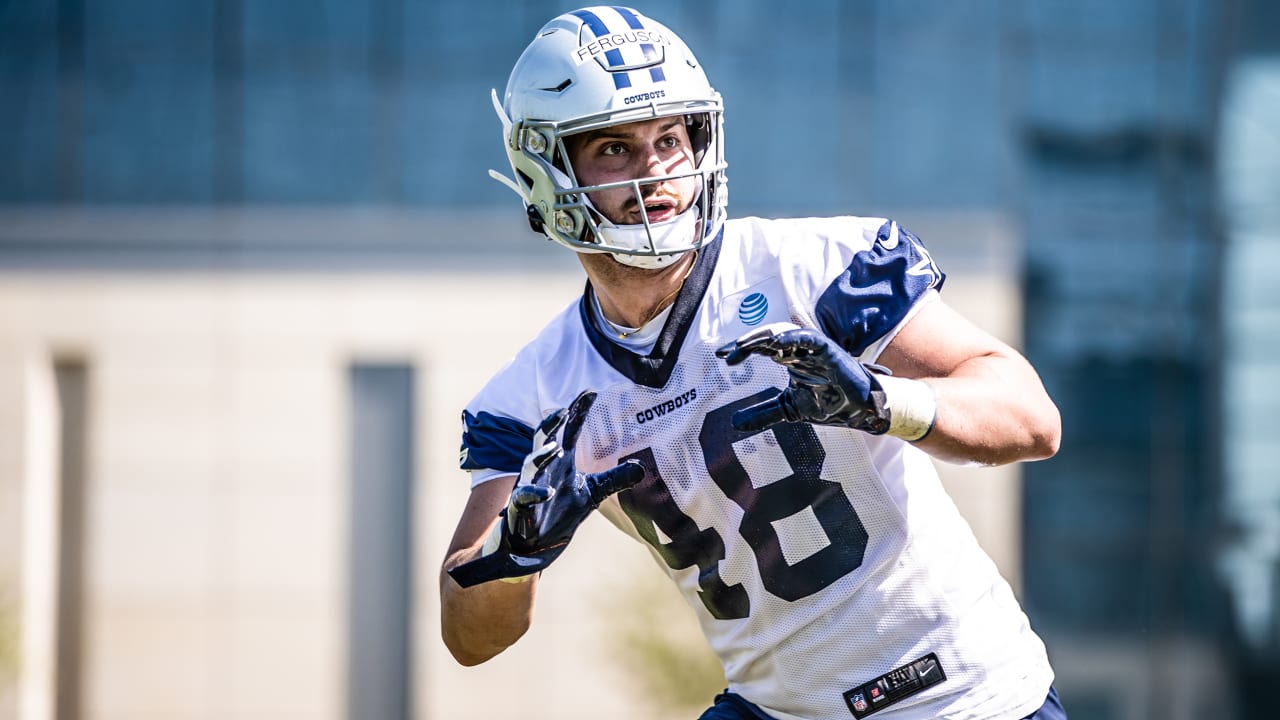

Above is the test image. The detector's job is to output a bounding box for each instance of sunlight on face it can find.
[566,116,698,226]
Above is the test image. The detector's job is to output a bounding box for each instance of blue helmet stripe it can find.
[612,6,645,29]
[610,6,665,83]
[571,8,611,35]
[572,8,632,89]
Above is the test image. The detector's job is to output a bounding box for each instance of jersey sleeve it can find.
[456,301,591,488]
[812,218,945,358]
[460,409,533,475]
[458,348,545,488]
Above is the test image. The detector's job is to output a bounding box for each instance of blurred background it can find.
[1,0,1278,718]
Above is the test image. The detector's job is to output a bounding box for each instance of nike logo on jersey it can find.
[878,220,942,289]
[635,388,697,424]
[879,221,901,250]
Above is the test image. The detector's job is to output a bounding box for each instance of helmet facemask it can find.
[488,7,728,268]
[561,112,720,268]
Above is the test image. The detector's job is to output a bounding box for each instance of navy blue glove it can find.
[715,325,891,434]
[448,391,645,588]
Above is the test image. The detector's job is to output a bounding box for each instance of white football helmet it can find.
[489,6,727,268]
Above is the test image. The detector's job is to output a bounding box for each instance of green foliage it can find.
[608,567,725,716]
[0,584,15,683]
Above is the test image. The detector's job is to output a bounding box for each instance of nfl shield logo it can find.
[852,693,868,712]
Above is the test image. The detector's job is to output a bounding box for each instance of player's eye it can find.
[657,135,680,150]
[600,141,628,157]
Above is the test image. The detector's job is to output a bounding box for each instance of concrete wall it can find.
[0,212,1028,720]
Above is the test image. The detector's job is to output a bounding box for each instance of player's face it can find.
[566,117,698,227]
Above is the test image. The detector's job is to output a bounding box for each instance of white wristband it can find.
[877,375,937,442]
[481,520,536,584]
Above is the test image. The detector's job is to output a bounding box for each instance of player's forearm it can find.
[440,548,539,666]
[910,352,1061,466]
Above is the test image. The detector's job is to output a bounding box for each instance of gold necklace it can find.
[609,251,698,340]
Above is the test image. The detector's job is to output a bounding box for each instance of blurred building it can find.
[0,1,1276,719]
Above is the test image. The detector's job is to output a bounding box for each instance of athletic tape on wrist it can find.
[877,375,937,442]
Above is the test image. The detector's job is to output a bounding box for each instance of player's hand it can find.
[716,324,891,434]
[448,391,645,588]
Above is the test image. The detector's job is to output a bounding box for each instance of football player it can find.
[440,7,1067,719]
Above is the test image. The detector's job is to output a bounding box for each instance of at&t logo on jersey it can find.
[738,293,768,325]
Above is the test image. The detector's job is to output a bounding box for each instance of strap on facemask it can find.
[582,193,703,268]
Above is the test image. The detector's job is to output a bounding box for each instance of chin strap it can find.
[583,193,703,269]
[488,88,531,203]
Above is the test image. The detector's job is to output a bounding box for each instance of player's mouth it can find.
[640,199,677,223]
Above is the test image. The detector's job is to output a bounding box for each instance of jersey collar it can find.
[578,229,723,389]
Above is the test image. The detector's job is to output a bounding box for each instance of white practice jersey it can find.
[461,216,1053,720]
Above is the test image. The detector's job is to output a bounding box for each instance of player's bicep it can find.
[877,297,1017,379]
